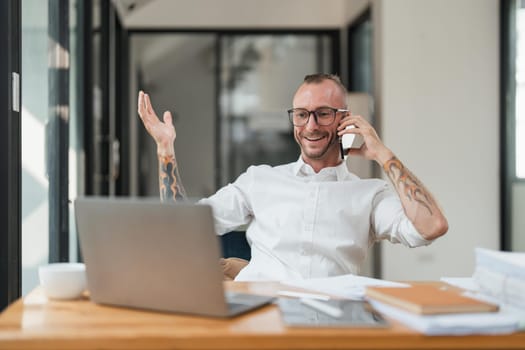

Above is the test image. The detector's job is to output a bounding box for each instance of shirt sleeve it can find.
[198,166,255,235]
[370,182,433,248]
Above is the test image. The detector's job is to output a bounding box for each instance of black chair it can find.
[219,231,251,261]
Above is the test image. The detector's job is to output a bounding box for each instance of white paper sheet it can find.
[282,274,409,300]
[475,247,525,279]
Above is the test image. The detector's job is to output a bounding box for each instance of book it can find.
[365,284,499,315]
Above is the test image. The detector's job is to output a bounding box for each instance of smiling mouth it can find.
[305,135,325,142]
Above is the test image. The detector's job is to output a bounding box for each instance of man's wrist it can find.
[157,144,175,159]
[375,147,395,167]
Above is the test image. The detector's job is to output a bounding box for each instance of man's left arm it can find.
[380,154,448,240]
[338,115,448,240]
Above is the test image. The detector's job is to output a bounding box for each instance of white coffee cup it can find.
[38,263,87,300]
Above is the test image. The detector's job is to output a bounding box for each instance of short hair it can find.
[302,73,348,96]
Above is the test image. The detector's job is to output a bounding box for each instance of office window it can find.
[502,0,525,252]
[516,1,525,178]
[21,0,51,295]
[69,0,83,263]
[512,1,525,251]
[21,0,71,295]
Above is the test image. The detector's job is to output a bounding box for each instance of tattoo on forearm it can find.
[383,157,434,216]
[159,155,186,202]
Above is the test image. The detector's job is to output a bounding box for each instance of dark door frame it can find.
[346,7,372,92]
[0,0,22,311]
[84,0,128,197]
[48,0,70,263]
[500,0,517,251]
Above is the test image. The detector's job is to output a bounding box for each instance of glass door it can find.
[21,0,52,295]
[130,32,337,196]
[21,0,72,295]
[219,34,334,185]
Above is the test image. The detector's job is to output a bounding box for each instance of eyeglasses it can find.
[287,107,348,127]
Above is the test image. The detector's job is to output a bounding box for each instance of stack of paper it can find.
[368,299,520,335]
[363,282,521,335]
[473,247,525,308]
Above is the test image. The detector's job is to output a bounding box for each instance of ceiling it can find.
[110,0,363,29]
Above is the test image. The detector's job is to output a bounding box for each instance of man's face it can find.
[292,80,347,163]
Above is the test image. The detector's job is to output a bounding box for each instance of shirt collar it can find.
[292,156,354,181]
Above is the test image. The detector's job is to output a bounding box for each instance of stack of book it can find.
[365,284,499,315]
[473,247,525,309]
[364,279,521,335]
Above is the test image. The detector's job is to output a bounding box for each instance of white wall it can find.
[376,0,500,280]
[344,0,370,23]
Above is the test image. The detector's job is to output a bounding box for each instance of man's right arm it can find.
[138,90,187,202]
[158,153,186,202]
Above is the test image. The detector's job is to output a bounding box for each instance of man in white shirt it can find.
[137,74,448,281]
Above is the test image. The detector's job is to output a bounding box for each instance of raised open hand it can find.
[137,90,176,156]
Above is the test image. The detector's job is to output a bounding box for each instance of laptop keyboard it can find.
[226,292,260,304]
[225,292,273,312]
[227,302,247,312]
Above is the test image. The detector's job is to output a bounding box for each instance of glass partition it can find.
[130,32,335,198]
[516,2,525,179]
[511,1,525,250]
[219,35,332,185]
[21,0,74,295]
[21,0,50,295]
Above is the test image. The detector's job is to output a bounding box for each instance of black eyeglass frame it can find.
[287,107,349,126]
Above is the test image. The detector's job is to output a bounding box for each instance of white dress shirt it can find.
[200,157,432,281]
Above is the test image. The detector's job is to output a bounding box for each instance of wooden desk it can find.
[0,282,524,350]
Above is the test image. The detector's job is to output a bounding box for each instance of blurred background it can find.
[2,0,524,306]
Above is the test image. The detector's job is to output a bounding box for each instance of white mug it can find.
[38,263,87,300]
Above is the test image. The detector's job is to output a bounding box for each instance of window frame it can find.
[47,0,71,263]
[0,0,22,311]
[501,0,518,251]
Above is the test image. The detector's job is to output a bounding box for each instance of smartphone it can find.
[340,125,356,159]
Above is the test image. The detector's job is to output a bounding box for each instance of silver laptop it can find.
[74,197,273,317]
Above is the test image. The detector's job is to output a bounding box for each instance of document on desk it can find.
[277,298,389,328]
[441,276,525,331]
[368,299,521,335]
[282,274,409,300]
